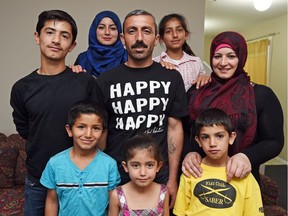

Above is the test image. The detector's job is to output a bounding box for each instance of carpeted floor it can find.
[264,165,287,210]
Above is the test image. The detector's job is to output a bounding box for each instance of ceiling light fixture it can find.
[254,0,272,11]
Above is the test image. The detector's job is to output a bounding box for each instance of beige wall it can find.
[204,14,288,163]
[0,0,205,135]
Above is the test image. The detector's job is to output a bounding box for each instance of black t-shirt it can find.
[96,62,188,164]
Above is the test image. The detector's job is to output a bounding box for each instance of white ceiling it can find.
[205,0,287,36]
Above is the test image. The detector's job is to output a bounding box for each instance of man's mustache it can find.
[131,40,148,49]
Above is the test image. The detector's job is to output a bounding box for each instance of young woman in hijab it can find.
[74,10,127,77]
[181,31,284,185]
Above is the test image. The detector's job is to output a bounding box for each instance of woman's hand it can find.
[181,152,203,178]
[192,74,211,89]
[69,65,87,73]
[226,153,251,182]
[159,60,177,70]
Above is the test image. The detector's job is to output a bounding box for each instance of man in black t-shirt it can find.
[96,9,188,209]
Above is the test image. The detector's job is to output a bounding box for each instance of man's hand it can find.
[159,60,177,70]
[166,179,178,209]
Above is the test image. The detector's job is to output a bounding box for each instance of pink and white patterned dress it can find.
[116,184,167,216]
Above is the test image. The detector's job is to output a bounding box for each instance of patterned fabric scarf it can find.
[188,31,257,153]
[78,10,127,77]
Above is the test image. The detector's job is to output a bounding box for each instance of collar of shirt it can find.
[160,51,197,65]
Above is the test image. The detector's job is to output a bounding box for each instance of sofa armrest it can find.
[7,134,27,185]
[260,174,280,205]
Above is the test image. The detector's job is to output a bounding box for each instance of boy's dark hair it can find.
[123,9,158,35]
[67,101,107,130]
[36,10,78,43]
[123,134,163,162]
[158,13,195,56]
[195,108,233,136]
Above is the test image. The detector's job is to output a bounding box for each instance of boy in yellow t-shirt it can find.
[173,108,264,216]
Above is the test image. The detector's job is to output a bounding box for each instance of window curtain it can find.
[244,38,270,85]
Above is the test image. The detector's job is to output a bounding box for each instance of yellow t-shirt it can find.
[173,164,264,216]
